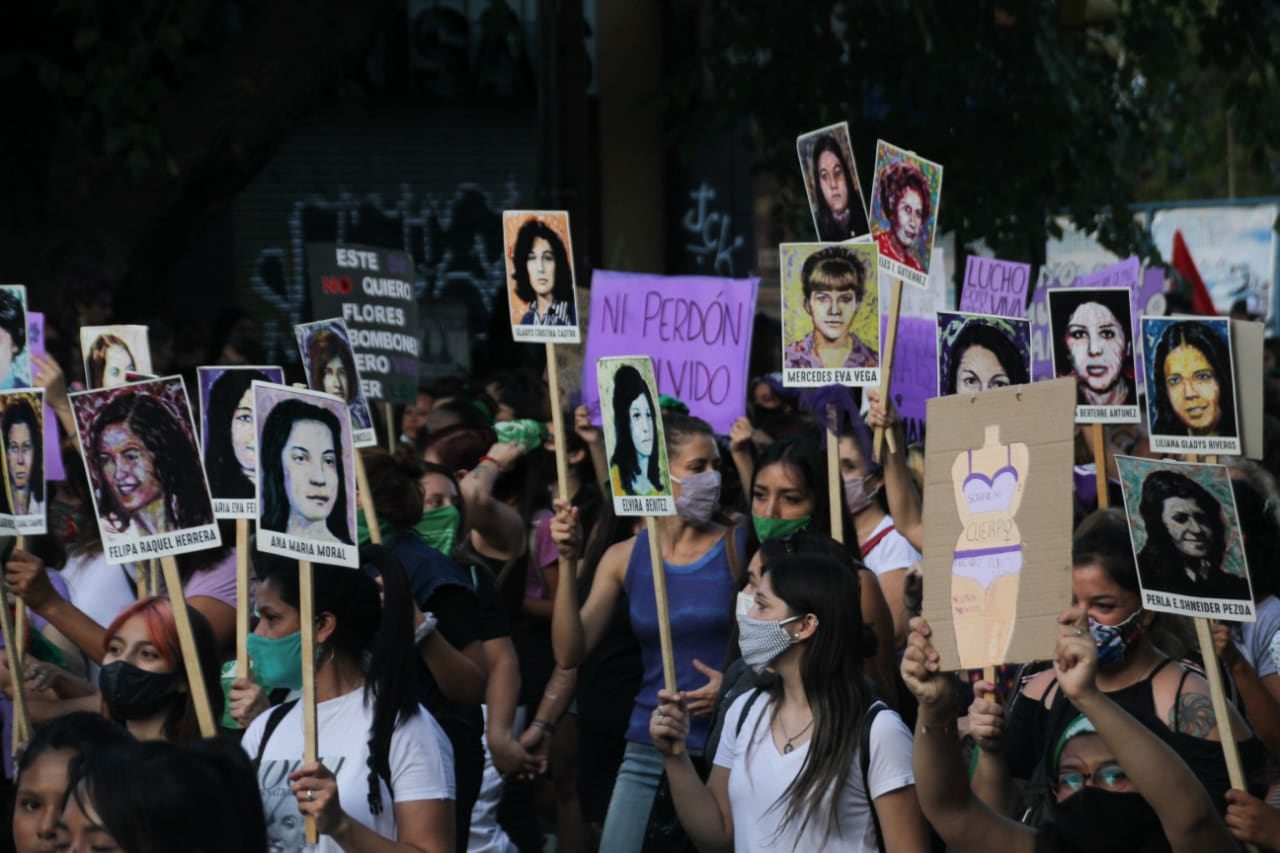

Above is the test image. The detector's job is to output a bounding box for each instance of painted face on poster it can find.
[868,141,943,288]
[0,286,31,390]
[80,325,153,390]
[780,242,881,388]
[69,377,221,565]
[1141,317,1240,455]
[0,389,47,534]
[1046,288,1139,424]
[796,122,870,242]
[936,312,1031,397]
[1115,456,1253,620]
[597,356,675,517]
[294,318,376,447]
[198,365,285,518]
[502,211,581,344]
[253,382,359,568]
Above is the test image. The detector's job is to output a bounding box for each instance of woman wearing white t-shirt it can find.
[241,548,456,852]
[649,550,929,852]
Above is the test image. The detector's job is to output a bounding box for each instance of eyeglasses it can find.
[1056,763,1128,793]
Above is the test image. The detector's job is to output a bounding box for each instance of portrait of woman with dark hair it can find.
[0,287,29,389]
[1048,288,1137,410]
[2,394,43,517]
[301,323,373,430]
[88,391,214,537]
[259,396,353,544]
[873,157,933,273]
[607,364,665,497]
[1135,468,1250,602]
[201,368,273,501]
[937,313,1030,397]
[510,216,577,328]
[784,245,878,370]
[1147,319,1237,439]
[798,126,869,242]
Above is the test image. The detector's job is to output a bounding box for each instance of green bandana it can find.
[751,514,811,542]
[357,505,460,555]
[495,419,547,452]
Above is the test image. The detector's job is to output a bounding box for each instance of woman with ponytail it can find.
[240,547,456,852]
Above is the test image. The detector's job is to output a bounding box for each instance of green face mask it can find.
[751,513,811,542]
[246,630,304,691]
[413,504,461,554]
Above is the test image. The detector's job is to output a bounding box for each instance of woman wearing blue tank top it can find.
[551,413,743,853]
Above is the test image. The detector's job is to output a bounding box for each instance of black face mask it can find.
[1052,788,1163,852]
[98,660,181,721]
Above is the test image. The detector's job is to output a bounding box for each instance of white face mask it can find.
[736,613,801,674]
[843,474,873,514]
[736,591,754,618]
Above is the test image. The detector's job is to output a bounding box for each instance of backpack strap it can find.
[735,688,765,739]
[253,699,299,769]
[860,700,889,853]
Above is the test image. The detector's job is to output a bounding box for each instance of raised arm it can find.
[865,390,922,552]
[574,405,608,490]
[6,549,109,663]
[549,499,629,668]
[462,442,529,560]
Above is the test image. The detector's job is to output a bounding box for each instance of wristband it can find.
[917,718,957,735]
[531,718,555,734]
[414,612,438,646]
[478,455,503,472]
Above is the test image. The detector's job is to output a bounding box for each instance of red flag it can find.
[1172,230,1217,316]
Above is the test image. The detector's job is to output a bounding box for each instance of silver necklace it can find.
[779,715,814,754]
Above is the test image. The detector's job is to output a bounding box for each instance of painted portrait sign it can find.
[596,356,675,517]
[921,378,1077,670]
[197,365,285,518]
[1046,287,1140,424]
[1141,317,1241,456]
[796,122,869,242]
[253,382,358,568]
[70,377,221,565]
[0,286,31,390]
[780,242,880,388]
[502,210,581,343]
[936,312,1031,398]
[0,389,46,534]
[294,318,376,448]
[80,325,152,390]
[868,141,943,289]
[1116,456,1253,621]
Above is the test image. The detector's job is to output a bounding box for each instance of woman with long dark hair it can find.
[1149,320,1236,438]
[304,325,373,430]
[608,365,664,497]
[941,317,1030,396]
[203,368,272,500]
[259,397,353,545]
[650,550,928,851]
[809,134,867,241]
[511,218,576,327]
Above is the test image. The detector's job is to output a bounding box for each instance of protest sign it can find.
[921,378,1076,670]
[80,325,152,389]
[0,389,46,534]
[197,366,285,518]
[0,286,30,389]
[596,356,675,518]
[796,122,870,241]
[307,243,419,404]
[582,271,757,435]
[878,247,949,445]
[936,312,1030,397]
[781,242,880,388]
[1141,317,1241,456]
[27,313,65,481]
[868,141,943,289]
[1046,287,1140,424]
[294,319,376,448]
[502,211,581,343]
[959,256,1031,317]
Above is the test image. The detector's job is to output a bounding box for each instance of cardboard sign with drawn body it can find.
[197,365,285,518]
[780,242,880,388]
[1141,317,1241,456]
[0,389,46,534]
[1116,456,1253,622]
[502,211,581,344]
[596,356,675,517]
[922,378,1077,670]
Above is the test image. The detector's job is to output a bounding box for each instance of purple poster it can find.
[959,256,1032,318]
[581,271,758,435]
[27,313,66,481]
[877,246,949,445]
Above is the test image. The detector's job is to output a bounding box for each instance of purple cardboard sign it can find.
[27,313,66,481]
[877,246,949,446]
[959,256,1031,318]
[581,271,758,435]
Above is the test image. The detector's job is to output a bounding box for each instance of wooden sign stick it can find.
[6,537,30,752]
[545,343,574,568]
[158,555,216,738]
[235,518,251,679]
[1092,422,1109,508]
[644,516,681,756]
[384,402,396,452]
[826,405,843,544]
[14,535,27,663]
[872,278,904,462]
[299,558,319,844]
[354,451,382,545]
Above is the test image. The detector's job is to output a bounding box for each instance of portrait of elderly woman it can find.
[937,313,1030,397]
[798,125,869,242]
[872,155,935,273]
[0,288,29,390]
[86,391,214,538]
[259,396,353,545]
[1048,288,1137,409]
[607,363,665,497]
[784,246,878,370]
[1146,319,1237,439]
[298,322,373,431]
[509,216,577,328]
[1,395,42,517]
[1135,468,1250,602]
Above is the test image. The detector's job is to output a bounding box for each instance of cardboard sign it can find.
[581,271,757,435]
[294,319,376,448]
[1231,319,1266,460]
[596,356,675,517]
[253,382,358,568]
[70,377,221,565]
[921,378,1076,670]
[780,242,880,388]
[27,313,65,481]
[1141,317,1241,455]
[0,389,46,534]
[306,243,420,404]
[959,257,1031,318]
[0,286,30,389]
[936,312,1030,397]
[502,211,581,343]
[796,122,870,241]
[80,325,152,389]
[1116,456,1253,621]
[1046,287,1140,424]
[197,366,285,518]
[868,141,943,289]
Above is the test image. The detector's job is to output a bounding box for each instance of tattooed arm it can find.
[1161,668,1254,742]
